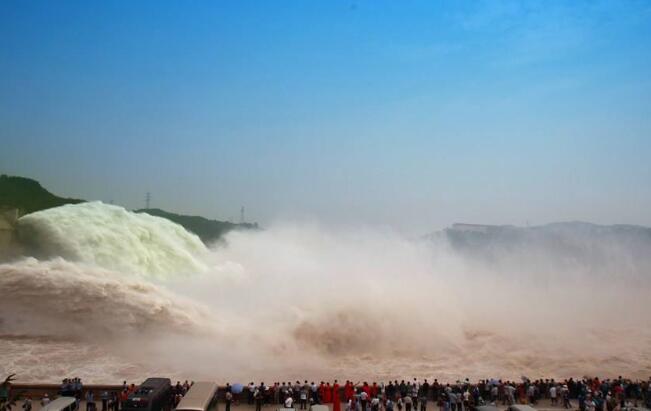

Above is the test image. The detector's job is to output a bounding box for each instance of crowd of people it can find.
[55,379,143,411]
[3,375,650,411]
[223,377,651,411]
[56,378,123,411]
[172,381,193,407]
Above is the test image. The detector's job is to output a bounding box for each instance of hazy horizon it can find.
[2,1,651,233]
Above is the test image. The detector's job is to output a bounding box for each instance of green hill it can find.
[0,174,84,214]
[136,208,258,244]
[0,174,256,243]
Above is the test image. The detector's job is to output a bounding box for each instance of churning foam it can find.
[2,205,651,382]
[0,258,212,338]
[0,257,217,383]
[17,202,208,278]
[193,223,651,381]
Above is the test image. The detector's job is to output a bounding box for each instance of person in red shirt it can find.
[362,383,371,398]
[345,381,354,402]
[332,381,341,411]
[119,389,128,410]
[592,379,600,394]
[324,383,332,403]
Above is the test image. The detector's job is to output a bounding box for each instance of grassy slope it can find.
[0,174,84,214]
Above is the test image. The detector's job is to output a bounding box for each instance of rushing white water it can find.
[16,202,208,278]
[1,203,651,383]
[0,257,216,383]
[0,258,211,338]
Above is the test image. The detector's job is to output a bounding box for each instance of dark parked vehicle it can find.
[122,378,172,411]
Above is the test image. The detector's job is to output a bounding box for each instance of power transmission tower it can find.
[146,192,151,209]
[240,206,245,224]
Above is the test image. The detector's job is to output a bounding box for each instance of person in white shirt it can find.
[561,385,571,409]
[550,386,557,405]
[285,396,294,408]
[505,385,516,405]
[490,386,498,404]
[462,390,470,410]
[248,383,256,405]
[404,395,413,411]
[300,389,308,410]
[526,385,536,405]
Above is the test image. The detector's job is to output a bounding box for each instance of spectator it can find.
[311,382,318,404]
[101,391,109,411]
[299,387,308,410]
[284,395,294,409]
[550,385,558,405]
[225,391,233,411]
[562,385,572,409]
[110,391,119,411]
[22,396,32,411]
[404,395,413,411]
[248,382,255,405]
[86,390,95,411]
[255,387,264,411]
[119,389,128,410]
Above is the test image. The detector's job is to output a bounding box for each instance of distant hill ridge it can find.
[429,220,651,278]
[435,220,651,249]
[0,174,83,214]
[0,174,255,244]
[136,208,258,244]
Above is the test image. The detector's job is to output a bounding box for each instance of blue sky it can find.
[1,0,650,232]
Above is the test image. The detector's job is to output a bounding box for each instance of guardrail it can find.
[11,384,123,399]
